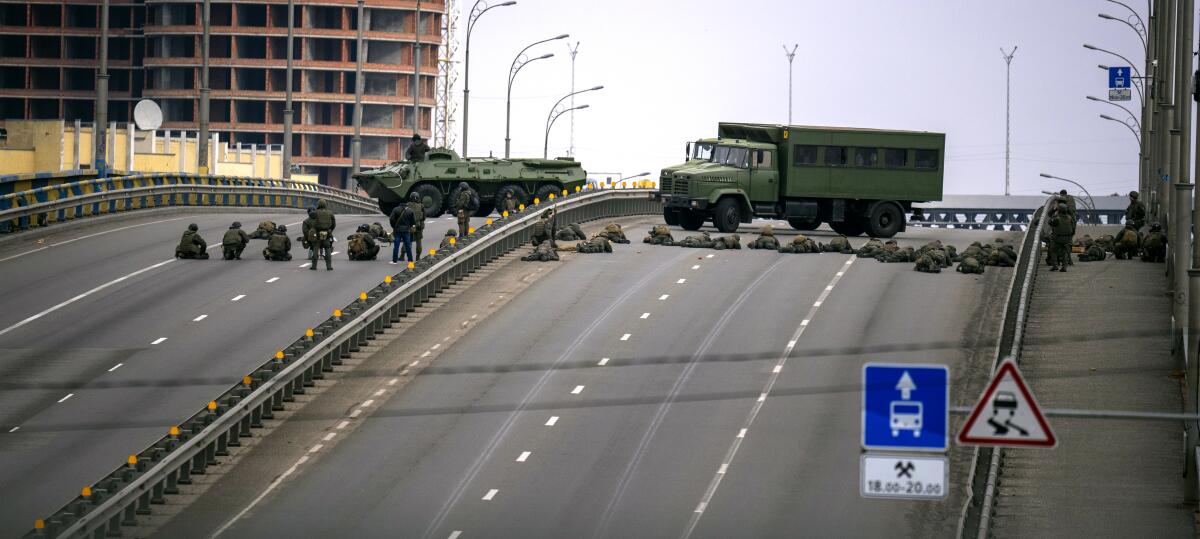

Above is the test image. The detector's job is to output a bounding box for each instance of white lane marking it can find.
[0,216,187,263]
[706,254,714,258]
[443,336,451,342]
[695,502,707,513]
[545,416,559,426]
[151,337,167,345]
[813,301,822,307]
[620,333,631,341]
[516,451,531,462]
[284,221,303,227]
[640,312,650,319]
[331,251,340,256]
[388,378,399,385]
[470,314,478,320]
[336,420,350,429]
[421,351,432,358]
[718,464,728,474]
[193,314,208,322]
[323,432,336,442]
[108,363,123,372]
[676,278,686,284]
[349,409,362,418]
[0,259,174,338]
[298,263,309,268]
[231,294,246,301]
[482,489,498,501]
[598,357,610,366]
[431,343,441,350]
[266,277,279,283]
[308,444,323,453]
[772,365,782,374]
[658,294,669,300]
[448,532,462,539]
[410,361,420,367]
[692,264,700,270]
[362,399,375,407]
[374,389,385,397]
[682,255,855,538]
[212,454,311,537]
[58,393,74,403]
[9,426,20,433]
[571,385,585,395]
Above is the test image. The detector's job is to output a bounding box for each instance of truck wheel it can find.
[713,198,741,233]
[534,184,559,204]
[413,184,444,218]
[379,201,399,218]
[663,208,681,226]
[475,202,495,217]
[866,202,903,238]
[787,218,821,231]
[679,210,705,231]
[830,220,865,236]
[495,184,529,212]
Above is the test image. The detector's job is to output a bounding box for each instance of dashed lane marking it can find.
[706,254,714,258]
[108,363,123,372]
[545,416,559,426]
[598,358,610,366]
[692,265,700,270]
[151,337,167,345]
[323,433,336,442]
[410,361,420,367]
[482,489,498,501]
[737,428,746,438]
[308,444,323,453]
[58,393,74,403]
[640,312,650,319]
[298,263,309,268]
[659,295,669,301]
[677,278,687,284]
[193,314,208,322]
[212,455,310,537]
[374,389,385,397]
[266,277,279,283]
[448,533,462,539]
[620,333,631,341]
[336,421,350,429]
[571,385,585,395]
[362,400,375,407]
[517,451,531,462]
[772,365,782,374]
[9,426,20,433]
[231,294,246,301]
[421,351,432,358]
[431,343,441,350]
[389,378,399,385]
[349,409,362,418]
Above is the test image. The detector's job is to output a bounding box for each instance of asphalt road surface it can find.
[211,224,1013,538]
[0,209,487,535]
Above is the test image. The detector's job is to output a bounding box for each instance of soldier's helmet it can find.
[188,223,198,231]
[410,192,420,202]
[445,229,457,237]
[1130,191,1139,199]
[308,208,317,218]
[761,224,774,236]
[1151,222,1162,231]
[412,133,422,141]
[358,224,370,232]
[458,182,469,190]
[1059,189,1068,196]
[232,221,241,228]
[277,224,287,232]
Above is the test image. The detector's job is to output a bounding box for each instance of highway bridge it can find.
[0,185,1184,538]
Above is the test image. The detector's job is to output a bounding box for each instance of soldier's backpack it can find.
[652,225,670,236]
[259,221,277,233]
[267,233,289,252]
[409,202,426,230]
[222,228,243,246]
[348,234,367,254]
[315,209,334,231]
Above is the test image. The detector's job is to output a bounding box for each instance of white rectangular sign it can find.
[1109,88,1131,102]
[860,454,948,500]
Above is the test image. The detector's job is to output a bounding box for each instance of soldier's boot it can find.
[310,254,318,270]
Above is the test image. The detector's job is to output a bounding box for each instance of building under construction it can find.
[0,0,443,188]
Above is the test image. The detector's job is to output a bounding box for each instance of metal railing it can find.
[26,187,658,538]
[909,206,1120,231]
[1,174,380,233]
[956,196,1056,538]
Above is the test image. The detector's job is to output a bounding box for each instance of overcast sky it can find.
[453,0,1151,196]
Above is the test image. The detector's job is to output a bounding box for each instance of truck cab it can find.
[659,138,776,232]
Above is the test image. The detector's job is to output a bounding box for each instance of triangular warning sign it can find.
[958,358,1056,448]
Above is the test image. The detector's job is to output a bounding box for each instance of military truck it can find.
[658,123,945,237]
[354,148,588,218]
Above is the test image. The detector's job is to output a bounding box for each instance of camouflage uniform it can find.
[875,242,915,263]
[221,222,250,260]
[779,234,820,254]
[556,223,587,241]
[913,254,941,273]
[1078,243,1108,262]
[455,183,477,238]
[263,225,293,261]
[712,234,741,250]
[346,226,380,261]
[311,200,336,270]
[856,238,885,258]
[597,223,631,244]
[575,236,613,254]
[1113,225,1140,260]
[521,241,560,262]
[368,222,392,244]
[1125,191,1147,231]
[440,229,458,250]
[1047,203,1074,271]
[747,225,780,250]
[176,224,209,259]
[501,193,518,215]
[643,225,675,245]
[956,256,985,274]
[959,242,986,263]
[532,216,553,246]
[1141,224,1166,263]
[679,232,717,249]
[1094,234,1116,254]
[249,220,276,240]
[988,245,1016,267]
[406,134,430,162]
[823,235,854,254]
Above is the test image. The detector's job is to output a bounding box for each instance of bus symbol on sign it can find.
[890,401,923,437]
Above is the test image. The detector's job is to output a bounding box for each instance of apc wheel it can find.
[413,184,444,218]
[475,202,495,217]
[378,201,399,218]
[679,210,705,231]
[866,202,904,238]
[495,184,529,213]
[533,184,560,204]
[788,218,821,231]
[830,220,865,236]
[663,208,681,226]
[713,198,741,233]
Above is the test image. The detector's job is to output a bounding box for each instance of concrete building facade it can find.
[0,0,442,188]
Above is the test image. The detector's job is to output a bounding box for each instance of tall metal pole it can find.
[94,0,110,177]
[505,34,566,158]
[198,0,211,175]
[1001,46,1017,196]
[413,0,422,138]
[1170,0,1191,302]
[568,41,579,158]
[282,0,294,179]
[351,0,365,178]
[783,44,797,124]
[462,1,517,158]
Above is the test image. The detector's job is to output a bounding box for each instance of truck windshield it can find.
[711,146,750,168]
[691,142,714,160]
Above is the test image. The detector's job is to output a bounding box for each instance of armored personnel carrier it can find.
[353,148,588,218]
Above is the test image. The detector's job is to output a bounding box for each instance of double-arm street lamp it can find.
[543,85,603,158]
[462,0,516,157]
[1099,113,1142,144]
[505,33,569,158]
[1086,95,1142,130]
[1085,44,1144,102]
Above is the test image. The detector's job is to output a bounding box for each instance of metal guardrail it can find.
[956,196,1055,538]
[26,187,659,538]
[909,207,1121,231]
[0,174,379,233]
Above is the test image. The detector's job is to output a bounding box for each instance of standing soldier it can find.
[301,208,317,260]
[454,182,478,238]
[501,191,518,216]
[406,133,430,162]
[1125,190,1147,230]
[175,223,210,259]
[389,198,416,264]
[1048,202,1074,272]
[311,199,336,270]
[221,221,250,260]
[406,192,426,260]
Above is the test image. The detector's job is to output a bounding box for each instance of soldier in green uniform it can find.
[368,222,392,244]
[779,234,820,253]
[249,220,276,240]
[958,242,986,263]
[301,208,317,260]
[856,238,885,258]
[1113,223,1140,260]
[1047,202,1074,271]
[679,232,716,249]
[406,192,426,260]
[406,133,430,162]
[643,225,675,245]
[712,234,741,250]
[1078,242,1108,261]
[988,244,1017,267]
[347,224,380,261]
[957,255,986,274]
[1125,191,1147,231]
[311,199,336,270]
[454,182,478,238]
[175,223,209,259]
[1095,233,1116,254]
[914,254,941,273]
[221,221,250,260]
[1141,222,1166,263]
[574,235,613,254]
[440,229,458,249]
[597,223,631,244]
[501,191,519,216]
[747,225,781,250]
[556,223,587,241]
[521,240,559,261]
[531,209,555,247]
[823,235,854,254]
[263,224,293,261]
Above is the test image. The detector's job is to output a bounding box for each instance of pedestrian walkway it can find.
[991,226,1193,537]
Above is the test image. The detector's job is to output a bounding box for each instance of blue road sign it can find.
[862,363,949,452]
[1109,66,1131,89]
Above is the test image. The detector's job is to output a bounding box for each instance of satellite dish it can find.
[134,99,163,131]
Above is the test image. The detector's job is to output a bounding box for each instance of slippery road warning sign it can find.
[958,358,1056,448]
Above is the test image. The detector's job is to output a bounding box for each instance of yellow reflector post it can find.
[384,275,392,284]
[502,211,510,218]
[34,520,44,530]
[275,350,284,360]
[533,198,540,205]
[407,261,415,269]
[305,328,314,337]
[549,193,556,200]
[562,189,568,196]
[429,248,437,255]
[127,455,137,466]
[519,204,525,211]
[486,218,493,225]
[334,309,342,318]
[468,227,475,234]
[170,426,180,436]
[450,237,457,245]
[359,292,368,301]
[243,376,252,386]
[207,401,217,411]
[81,486,92,498]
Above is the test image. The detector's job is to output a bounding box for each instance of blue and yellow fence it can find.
[0,173,378,234]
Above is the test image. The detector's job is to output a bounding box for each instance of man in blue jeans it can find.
[389,201,416,264]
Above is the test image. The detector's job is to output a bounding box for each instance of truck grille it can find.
[672,178,689,196]
[659,176,673,192]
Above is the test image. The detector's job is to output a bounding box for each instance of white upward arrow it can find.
[896,371,917,400]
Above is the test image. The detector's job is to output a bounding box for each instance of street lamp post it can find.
[350,0,364,178]
[1086,95,1141,129]
[1099,114,1142,144]
[462,0,517,158]
[545,105,588,159]
[1001,46,1017,196]
[95,0,109,178]
[283,0,294,178]
[198,0,211,174]
[782,44,798,124]
[1039,173,1098,224]
[542,85,603,158]
[505,34,568,158]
